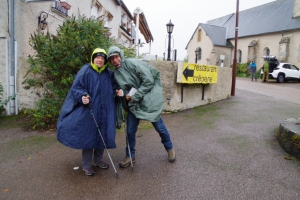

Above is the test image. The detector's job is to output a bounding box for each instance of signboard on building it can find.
[177,62,218,84]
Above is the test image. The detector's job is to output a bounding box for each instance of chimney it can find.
[293,0,300,18]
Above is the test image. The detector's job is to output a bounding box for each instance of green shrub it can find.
[23,14,135,129]
[236,63,248,77]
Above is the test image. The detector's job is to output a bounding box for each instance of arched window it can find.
[237,49,242,63]
[263,47,270,56]
[197,48,202,60]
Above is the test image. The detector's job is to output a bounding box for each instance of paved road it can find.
[235,77,300,105]
[1,77,300,199]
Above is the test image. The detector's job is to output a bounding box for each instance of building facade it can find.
[186,0,300,69]
[0,0,153,114]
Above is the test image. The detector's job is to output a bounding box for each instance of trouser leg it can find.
[151,118,173,151]
[93,149,104,163]
[82,149,93,169]
[126,111,140,158]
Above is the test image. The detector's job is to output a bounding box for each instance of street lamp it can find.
[155,55,157,61]
[163,52,165,61]
[166,20,174,61]
[195,49,199,63]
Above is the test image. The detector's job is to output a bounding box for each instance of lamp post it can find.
[166,20,174,61]
[155,55,157,61]
[195,49,199,63]
[163,52,165,61]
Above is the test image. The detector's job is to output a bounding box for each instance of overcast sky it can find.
[123,0,275,60]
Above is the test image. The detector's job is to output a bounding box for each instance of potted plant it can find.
[60,1,71,10]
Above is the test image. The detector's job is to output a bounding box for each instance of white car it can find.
[261,56,300,83]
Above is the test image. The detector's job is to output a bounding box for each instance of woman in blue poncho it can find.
[57,48,118,176]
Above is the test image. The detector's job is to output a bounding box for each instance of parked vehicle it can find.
[260,56,300,83]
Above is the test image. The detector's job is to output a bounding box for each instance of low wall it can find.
[145,61,232,112]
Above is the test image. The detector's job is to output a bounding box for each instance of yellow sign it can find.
[181,63,218,84]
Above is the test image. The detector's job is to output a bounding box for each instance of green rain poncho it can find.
[108,46,164,122]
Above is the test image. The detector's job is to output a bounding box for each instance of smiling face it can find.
[109,54,122,68]
[93,55,105,68]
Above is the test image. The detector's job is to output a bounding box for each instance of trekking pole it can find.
[119,98,134,172]
[86,95,119,179]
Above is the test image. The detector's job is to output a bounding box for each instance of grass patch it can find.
[0,135,57,164]
[193,105,218,116]
[0,113,31,130]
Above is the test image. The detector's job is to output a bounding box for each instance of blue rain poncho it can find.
[57,48,118,149]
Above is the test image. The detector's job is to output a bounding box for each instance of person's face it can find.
[109,54,122,68]
[93,56,105,68]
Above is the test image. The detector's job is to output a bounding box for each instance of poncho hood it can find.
[90,48,107,73]
[107,46,125,68]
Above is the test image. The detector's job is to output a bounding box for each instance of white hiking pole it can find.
[120,99,134,172]
[86,95,119,178]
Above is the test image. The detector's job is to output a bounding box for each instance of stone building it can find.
[0,0,153,115]
[186,0,300,69]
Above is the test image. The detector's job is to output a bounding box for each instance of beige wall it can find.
[229,31,300,68]
[186,26,232,67]
[186,27,214,65]
[294,0,300,18]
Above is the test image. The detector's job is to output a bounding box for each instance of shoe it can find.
[168,149,176,163]
[93,161,109,169]
[119,156,136,168]
[83,167,95,176]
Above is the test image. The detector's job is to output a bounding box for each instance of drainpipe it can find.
[14,41,18,115]
[9,0,16,115]
[133,7,143,58]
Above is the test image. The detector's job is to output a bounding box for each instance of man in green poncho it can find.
[262,59,269,82]
[108,46,176,168]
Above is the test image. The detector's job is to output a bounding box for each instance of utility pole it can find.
[231,0,239,96]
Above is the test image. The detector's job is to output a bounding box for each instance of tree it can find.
[23,14,135,129]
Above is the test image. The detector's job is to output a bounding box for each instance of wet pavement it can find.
[1,77,300,199]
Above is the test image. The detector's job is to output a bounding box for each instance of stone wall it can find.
[145,61,232,112]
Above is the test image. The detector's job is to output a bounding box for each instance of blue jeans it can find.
[125,110,173,158]
[251,68,257,81]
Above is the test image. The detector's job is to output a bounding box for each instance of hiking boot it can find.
[83,167,95,176]
[119,156,136,168]
[93,161,109,169]
[168,149,176,163]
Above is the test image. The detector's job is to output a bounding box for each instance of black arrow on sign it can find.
[183,65,194,80]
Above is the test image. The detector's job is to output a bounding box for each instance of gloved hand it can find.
[82,96,89,104]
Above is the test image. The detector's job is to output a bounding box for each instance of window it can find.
[121,14,127,27]
[238,49,242,63]
[198,29,202,42]
[282,64,290,69]
[91,2,102,18]
[263,47,270,56]
[291,65,298,70]
[197,48,202,60]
